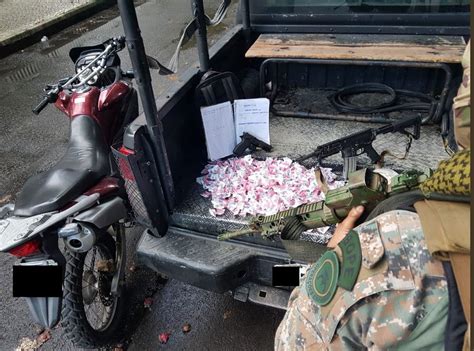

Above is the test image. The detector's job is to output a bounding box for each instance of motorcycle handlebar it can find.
[32,96,50,115]
[32,37,126,115]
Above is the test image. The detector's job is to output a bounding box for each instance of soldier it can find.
[275,41,470,351]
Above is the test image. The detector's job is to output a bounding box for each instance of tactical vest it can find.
[364,149,471,349]
[414,149,471,351]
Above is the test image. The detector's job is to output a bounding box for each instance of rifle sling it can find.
[314,169,330,194]
[379,133,414,165]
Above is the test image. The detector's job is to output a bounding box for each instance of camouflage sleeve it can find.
[275,211,448,351]
[274,285,325,350]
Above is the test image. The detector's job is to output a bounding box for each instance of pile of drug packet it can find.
[197,155,343,218]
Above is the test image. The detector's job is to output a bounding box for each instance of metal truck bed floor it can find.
[171,116,448,236]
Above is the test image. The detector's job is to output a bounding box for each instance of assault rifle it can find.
[297,116,422,179]
[218,168,430,241]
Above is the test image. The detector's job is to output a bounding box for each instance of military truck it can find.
[115,0,469,310]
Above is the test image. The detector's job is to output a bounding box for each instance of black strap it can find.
[167,0,231,73]
[365,189,425,221]
[442,261,468,350]
[144,0,231,74]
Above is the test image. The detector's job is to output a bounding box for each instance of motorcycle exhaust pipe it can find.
[58,223,96,253]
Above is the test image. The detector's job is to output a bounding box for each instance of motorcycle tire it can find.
[62,228,126,349]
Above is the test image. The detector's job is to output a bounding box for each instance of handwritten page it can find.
[200,101,236,161]
[233,98,270,144]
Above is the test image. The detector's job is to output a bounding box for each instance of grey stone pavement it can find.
[0,0,95,44]
[0,1,285,350]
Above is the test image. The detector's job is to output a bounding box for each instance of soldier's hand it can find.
[327,206,364,248]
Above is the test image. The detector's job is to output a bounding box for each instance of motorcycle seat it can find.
[14,115,110,217]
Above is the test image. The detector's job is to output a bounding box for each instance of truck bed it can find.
[171,115,447,236]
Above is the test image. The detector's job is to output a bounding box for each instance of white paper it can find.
[200,101,236,161]
[233,98,270,144]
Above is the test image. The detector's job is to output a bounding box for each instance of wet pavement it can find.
[0,1,285,350]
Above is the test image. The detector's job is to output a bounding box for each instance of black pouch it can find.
[195,71,244,107]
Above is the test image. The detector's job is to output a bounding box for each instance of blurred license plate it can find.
[272,264,303,287]
[13,264,62,297]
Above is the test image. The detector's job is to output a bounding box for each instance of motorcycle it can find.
[0,37,139,348]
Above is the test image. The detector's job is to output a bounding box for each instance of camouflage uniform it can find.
[275,210,448,350]
[276,41,469,350]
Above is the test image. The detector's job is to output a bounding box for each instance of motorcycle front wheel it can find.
[62,224,126,349]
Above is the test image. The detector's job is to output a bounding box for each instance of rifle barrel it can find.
[217,228,257,241]
[375,116,421,135]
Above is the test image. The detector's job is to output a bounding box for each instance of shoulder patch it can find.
[305,250,339,306]
[337,230,362,290]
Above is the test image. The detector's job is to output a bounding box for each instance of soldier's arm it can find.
[274,286,326,350]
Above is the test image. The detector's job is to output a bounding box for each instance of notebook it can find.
[200,98,270,161]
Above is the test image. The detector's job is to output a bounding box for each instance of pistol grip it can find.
[364,144,381,164]
[233,141,248,157]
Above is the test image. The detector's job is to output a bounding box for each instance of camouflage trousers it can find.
[275,210,448,351]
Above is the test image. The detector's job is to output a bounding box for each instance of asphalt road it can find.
[0,1,285,350]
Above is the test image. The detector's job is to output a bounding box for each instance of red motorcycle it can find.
[0,37,138,348]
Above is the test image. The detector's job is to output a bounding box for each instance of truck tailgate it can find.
[136,226,292,302]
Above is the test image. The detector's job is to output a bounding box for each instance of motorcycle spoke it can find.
[80,240,119,332]
[93,296,111,329]
[83,249,107,278]
[88,304,102,326]
[81,280,96,290]
[90,247,98,271]
[89,296,104,326]
[85,302,94,315]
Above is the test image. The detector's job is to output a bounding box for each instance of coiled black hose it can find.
[328,83,436,119]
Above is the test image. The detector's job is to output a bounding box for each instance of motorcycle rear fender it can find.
[0,194,99,252]
[17,257,64,329]
[26,296,61,329]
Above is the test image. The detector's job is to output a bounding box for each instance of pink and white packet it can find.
[197,155,343,218]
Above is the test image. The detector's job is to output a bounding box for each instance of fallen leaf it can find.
[0,194,12,205]
[15,337,37,351]
[223,310,232,320]
[182,322,191,333]
[143,297,153,309]
[96,259,115,273]
[159,332,171,344]
[36,329,51,347]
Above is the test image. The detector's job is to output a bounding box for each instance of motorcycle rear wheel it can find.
[62,225,126,349]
